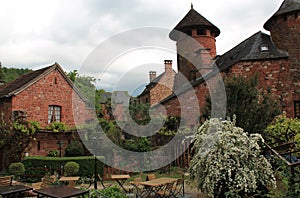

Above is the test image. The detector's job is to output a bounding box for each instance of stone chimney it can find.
[149,71,156,82]
[164,60,172,74]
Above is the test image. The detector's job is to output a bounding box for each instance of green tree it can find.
[0,119,39,170]
[190,117,276,197]
[67,70,97,107]
[202,75,280,133]
[263,114,300,147]
[0,66,31,83]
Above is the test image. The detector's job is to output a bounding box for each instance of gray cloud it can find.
[0,0,283,93]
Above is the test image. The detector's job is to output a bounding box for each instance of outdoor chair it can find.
[131,182,150,198]
[0,175,13,187]
[156,181,176,198]
[170,178,184,198]
[23,175,55,197]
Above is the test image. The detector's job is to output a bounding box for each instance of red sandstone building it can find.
[0,63,93,159]
[138,0,300,127]
[138,60,176,105]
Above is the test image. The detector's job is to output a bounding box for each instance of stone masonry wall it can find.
[10,69,90,128]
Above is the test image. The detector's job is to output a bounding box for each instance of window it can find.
[48,105,61,123]
[196,28,206,35]
[294,101,300,118]
[37,141,41,151]
[260,44,269,52]
[12,110,26,121]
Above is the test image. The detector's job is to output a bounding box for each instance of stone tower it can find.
[169,4,220,81]
[264,0,300,79]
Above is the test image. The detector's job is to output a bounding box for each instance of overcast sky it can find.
[0,0,283,95]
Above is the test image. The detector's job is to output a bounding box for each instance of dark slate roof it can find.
[169,6,220,40]
[0,63,86,101]
[216,31,288,71]
[157,31,288,105]
[264,0,300,30]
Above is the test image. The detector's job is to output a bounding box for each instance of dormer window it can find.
[260,44,269,52]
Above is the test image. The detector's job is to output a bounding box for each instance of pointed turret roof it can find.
[169,5,220,40]
[264,0,300,30]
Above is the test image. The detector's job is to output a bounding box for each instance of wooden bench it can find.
[0,175,13,187]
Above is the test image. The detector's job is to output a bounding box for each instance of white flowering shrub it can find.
[189,117,276,197]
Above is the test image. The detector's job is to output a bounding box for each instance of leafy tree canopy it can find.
[202,74,280,134]
[0,66,32,83]
[263,114,300,147]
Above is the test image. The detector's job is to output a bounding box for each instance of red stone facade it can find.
[0,63,94,157]
[138,60,176,105]
[25,132,80,157]
[9,69,90,127]
[151,1,300,127]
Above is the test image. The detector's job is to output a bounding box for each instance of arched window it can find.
[48,105,61,123]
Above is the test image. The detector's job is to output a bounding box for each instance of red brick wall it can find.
[159,58,297,126]
[25,131,80,156]
[176,29,216,81]
[10,69,90,128]
[149,72,175,105]
[267,12,300,118]
[229,59,296,118]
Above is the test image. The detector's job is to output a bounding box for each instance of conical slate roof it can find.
[264,0,300,30]
[169,5,220,40]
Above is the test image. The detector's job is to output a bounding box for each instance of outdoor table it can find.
[33,185,89,198]
[110,174,131,192]
[0,185,33,198]
[139,177,178,197]
[59,176,80,186]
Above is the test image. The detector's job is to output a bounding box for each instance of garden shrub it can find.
[64,161,80,176]
[46,122,68,132]
[263,114,300,147]
[9,162,25,179]
[64,141,85,157]
[189,117,276,197]
[22,156,104,182]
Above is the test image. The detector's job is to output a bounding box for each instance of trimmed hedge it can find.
[22,156,104,182]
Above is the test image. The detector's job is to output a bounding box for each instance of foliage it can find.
[47,150,60,157]
[9,162,25,177]
[46,122,68,132]
[64,161,80,176]
[90,186,127,198]
[129,101,151,125]
[64,141,86,157]
[202,74,280,134]
[13,120,41,135]
[68,70,97,107]
[122,137,151,152]
[189,117,276,197]
[0,119,38,170]
[0,66,32,83]
[22,156,104,180]
[263,114,300,147]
